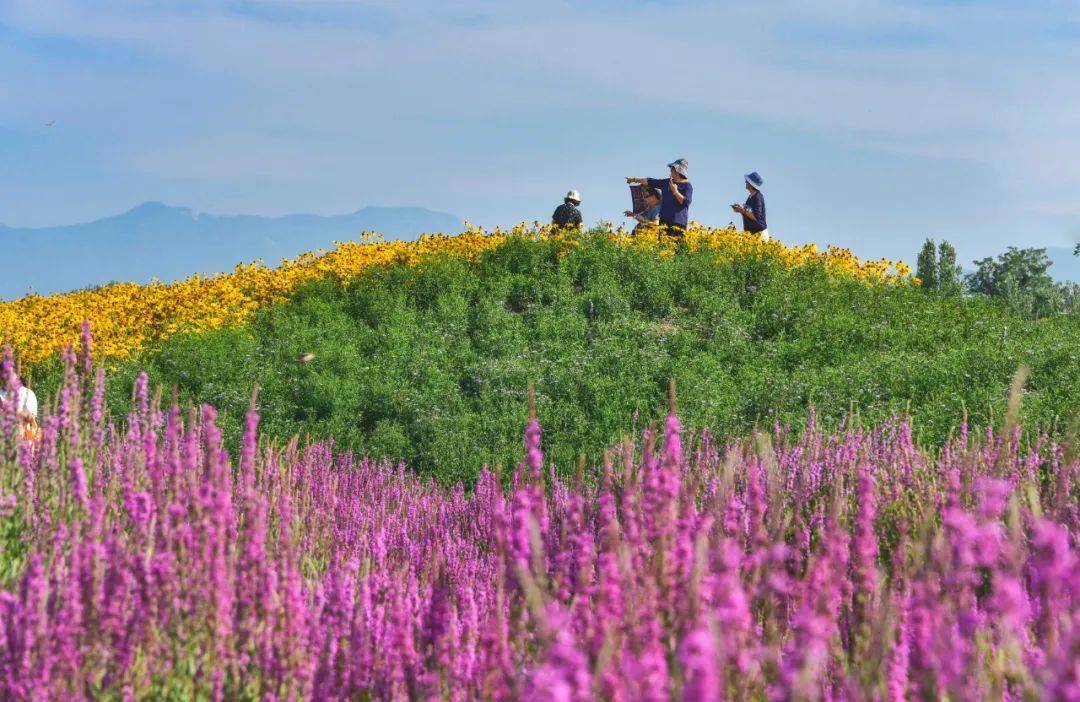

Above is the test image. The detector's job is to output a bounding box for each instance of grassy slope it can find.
[40,233,1080,485]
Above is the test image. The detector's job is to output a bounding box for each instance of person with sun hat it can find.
[732,171,768,241]
[626,158,692,238]
[551,189,583,229]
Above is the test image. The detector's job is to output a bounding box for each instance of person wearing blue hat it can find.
[732,172,768,240]
[626,158,692,237]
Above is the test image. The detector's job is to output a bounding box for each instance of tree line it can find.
[915,239,1079,317]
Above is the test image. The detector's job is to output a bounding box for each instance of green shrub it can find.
[36,232,1080,484]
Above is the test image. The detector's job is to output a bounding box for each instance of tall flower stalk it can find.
[0,335,1075,699]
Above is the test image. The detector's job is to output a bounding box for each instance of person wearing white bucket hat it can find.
[551,189,583,229]
[732,171,768,241]
[626,158,693,238]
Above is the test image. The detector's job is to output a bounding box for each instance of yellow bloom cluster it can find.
[613,224,913,284]
[0,224,912,366]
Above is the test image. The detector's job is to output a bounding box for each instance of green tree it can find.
[1061,282,1080,315]
[937,241,963,297]
[915,238,961,295]
[916,239,938,290]
[966,247,1061,318]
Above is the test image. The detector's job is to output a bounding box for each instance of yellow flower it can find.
[0,224,912,367]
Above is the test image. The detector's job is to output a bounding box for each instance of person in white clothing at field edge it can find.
[0,374,39,441]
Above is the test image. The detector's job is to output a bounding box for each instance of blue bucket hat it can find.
[668,158,689,178]
[744,171,764,192]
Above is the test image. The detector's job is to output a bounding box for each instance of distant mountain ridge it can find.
[0,203,462,299]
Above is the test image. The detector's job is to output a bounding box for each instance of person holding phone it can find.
[626,158,692,237]
[732,171,768,241]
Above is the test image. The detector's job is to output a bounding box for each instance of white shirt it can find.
[18,387,37,419]
[0,386,37,419]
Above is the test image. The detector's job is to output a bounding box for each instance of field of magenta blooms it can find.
[0,331,1078,700]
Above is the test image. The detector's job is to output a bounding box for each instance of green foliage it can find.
[1061,282,1080,315]
[937,241,963,297]
[916,239,938,290]
[38,233,1080,485]
[916,238,962,298]
[966,246,1066,318]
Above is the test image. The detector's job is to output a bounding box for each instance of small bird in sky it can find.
[44,121,55,127]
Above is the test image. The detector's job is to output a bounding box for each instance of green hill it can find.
[37,232,1080,485]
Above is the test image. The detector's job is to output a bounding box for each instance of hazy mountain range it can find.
[0,203,462,299]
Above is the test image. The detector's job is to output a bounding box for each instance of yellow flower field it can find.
[0,224,912,366]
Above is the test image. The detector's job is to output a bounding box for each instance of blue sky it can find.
[2,0,1079,263]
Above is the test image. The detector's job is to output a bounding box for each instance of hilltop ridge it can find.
[23,230,1074,484]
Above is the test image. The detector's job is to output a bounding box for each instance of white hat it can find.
[565,190,581,203]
